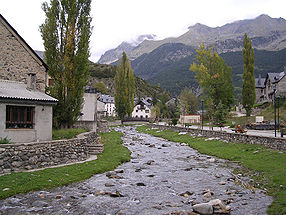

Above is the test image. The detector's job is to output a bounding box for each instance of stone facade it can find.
[0,131,103,175]
[277,75,286,97]
[0,14,47,92]
[149,124,286,151]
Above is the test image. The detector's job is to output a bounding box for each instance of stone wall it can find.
[148,124,286,151]
[0,16,47,91]
[97,119,109,133]
[0,131,103,175]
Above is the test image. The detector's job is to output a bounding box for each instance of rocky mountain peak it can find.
[99,14,286,64]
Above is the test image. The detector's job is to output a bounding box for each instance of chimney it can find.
[27,73,36,90]
[258,74,261,85]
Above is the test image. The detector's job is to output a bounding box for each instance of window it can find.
[146,115,148,118]
[6,106,34,129]
[145,110,149,113]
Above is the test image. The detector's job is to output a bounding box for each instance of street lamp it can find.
[277,95,280,132]
[273,85,277,137]
[201,99,204,130]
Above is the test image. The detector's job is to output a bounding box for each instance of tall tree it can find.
[190,44,234,124]
[179,88,199,115]
[114,52,135,121]
[242,33,255,117]
[94,81,108,94]
[40,0,92,128]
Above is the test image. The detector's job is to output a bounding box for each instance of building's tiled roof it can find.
[267,72,285,83]
[0,80,57,103]
[135,97,152,108]
[98,94,114,103]
[255,78,266,88]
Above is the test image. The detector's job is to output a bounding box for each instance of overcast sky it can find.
[1,0,286,62]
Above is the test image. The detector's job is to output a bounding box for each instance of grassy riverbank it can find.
[0,130,130,200]
[137,125,286,215]
[52,128,89,140]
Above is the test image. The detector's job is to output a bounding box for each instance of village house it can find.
[132,97,152,119]
[0,14,57,143]
[255,67,286,103]
[255,75,267,103]
[98,94,116,117]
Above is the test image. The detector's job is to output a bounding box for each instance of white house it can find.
[132,98,152,119]
[98,94,116,117]
[0,80,57,143]
[179,115,201,125]
[76,91,97,131]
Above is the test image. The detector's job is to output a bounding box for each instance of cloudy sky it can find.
[1,0,286,62]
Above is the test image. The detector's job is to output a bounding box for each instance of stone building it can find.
[0,14,57,143]
[0,14,48,91]
[255,75,266,103]
[255,67,286,103]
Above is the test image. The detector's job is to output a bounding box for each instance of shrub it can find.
[0,137,12,144]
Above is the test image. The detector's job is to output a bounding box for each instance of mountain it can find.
[131,43,197,95]
[131,42,286,96]
[98,34,156,64]
[100,14,286,63]
[88,62,162,97]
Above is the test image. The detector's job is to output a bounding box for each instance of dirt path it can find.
[0,126,272,215]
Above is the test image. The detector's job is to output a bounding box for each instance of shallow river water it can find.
[0,126,272,215]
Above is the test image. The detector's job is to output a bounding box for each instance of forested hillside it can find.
[88,62,162,97]
[131,43,286,97]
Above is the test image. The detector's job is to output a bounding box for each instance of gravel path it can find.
[0,126,272,215]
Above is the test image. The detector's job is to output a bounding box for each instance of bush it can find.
[0,137,12,144]
[171,118,178,126]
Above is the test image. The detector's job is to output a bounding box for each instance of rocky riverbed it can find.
[0,126,272,215]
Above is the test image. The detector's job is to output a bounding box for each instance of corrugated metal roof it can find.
[0,80,57,103]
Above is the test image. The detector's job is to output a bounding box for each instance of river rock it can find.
[192,203,213,215]
[105,183,115,187]
[32,200,48,207]
[179,191,194,198]
[202,189,214,198]
[208,199,231,214]
[145,160,155,165]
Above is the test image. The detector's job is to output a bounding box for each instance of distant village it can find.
[1,12,286,144]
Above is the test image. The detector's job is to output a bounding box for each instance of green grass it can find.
[137,125,286,215]
[0,130,131,200]
[0,137,13,144]
[52,128,89,140]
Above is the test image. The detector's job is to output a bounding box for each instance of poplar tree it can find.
[114,52,135,121]
[40,0,92,128]
[242,33,255,117]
